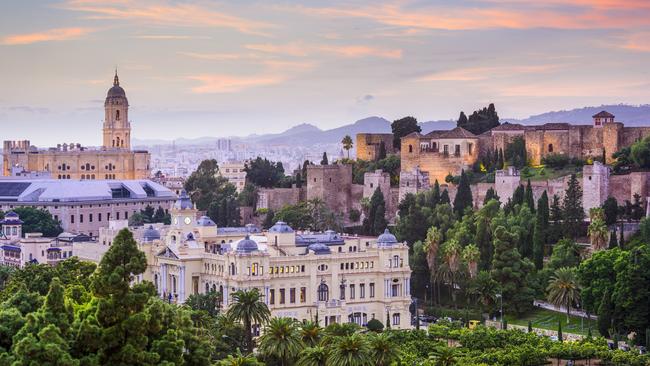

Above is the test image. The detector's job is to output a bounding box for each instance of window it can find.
[300,287,306,303]
[392,283,399,297]
[468,143,473,155]
[392,313,400,326]
[548,143,554,153]
[80,214,84,223]
[89,213,93,222]
[70,215,75,224]
[98,213,102,221]
[349,284,355,299]
[290,288,296,303]
[318,283,329,302]
[270,289,275,305]
[116,212,120,220]
[280,289,286,304]
[454,144,461,157]
[408,145,413,153]
[369,283,375,298]
[360,284,365,298]
[252,263,259,276]
[443,145,449,155]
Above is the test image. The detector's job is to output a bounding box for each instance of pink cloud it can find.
[1,27,93,45]
[62,0,273,36]
[621,32,650,52]
[418,64,568,82]
[188,74,286,93]
[245,42,402,59]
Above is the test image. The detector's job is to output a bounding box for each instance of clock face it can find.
[173,217,178,225]
[184,217,192,225]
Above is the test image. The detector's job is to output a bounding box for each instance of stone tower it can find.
[583,161,609,215]
[103,70,131,150]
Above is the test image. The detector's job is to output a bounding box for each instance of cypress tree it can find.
[562,174,584,239]
[533,191,549,269]
[440,189,450,205]
[378,141,387,160]
[619,223,624,247]
[368,188,387,235]
[525,179,535,212]
[295,172,302,188]
[609,229,618,249]
[373,204,387,235]
[512,185,524,207]
[528,320,533,333]
[498,148,505,169]
[453,170,473,218]
[321,152,328,165]
[431,180,441,207]
[483,187,500,205]
[558,321,563,342]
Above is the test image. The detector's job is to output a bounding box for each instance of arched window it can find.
[115,110,120,120]
[408,145,413,153]
[548,144,554,153]
[317,282,329,302]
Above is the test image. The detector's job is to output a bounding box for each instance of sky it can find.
[1,0,650,146]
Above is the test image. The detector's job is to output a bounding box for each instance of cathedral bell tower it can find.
[103,70,131,150]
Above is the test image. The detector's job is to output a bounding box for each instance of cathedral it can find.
[2,72,151,180]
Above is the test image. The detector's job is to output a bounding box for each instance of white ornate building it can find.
[75,190,413,329]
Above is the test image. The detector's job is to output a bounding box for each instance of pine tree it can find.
[453,170,473,218]
[457,111,468,127]
[321,152,328,165]
[483,187,500,205]
[525,179,535,212]
[562,174,584,239]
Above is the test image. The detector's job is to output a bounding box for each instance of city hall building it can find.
[75,190,413,329]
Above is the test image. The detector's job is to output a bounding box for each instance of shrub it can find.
[542,154,570,169]
[366,318,384,332]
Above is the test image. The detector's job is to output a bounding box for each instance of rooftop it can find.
[0,179,175,203]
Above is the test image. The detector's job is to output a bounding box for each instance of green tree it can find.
[258,317,302,366]
[630,136,650,169]
[184,159,220,209]
[369,332,399,366]
[364,188,387,235]
[391,116,421,150]
[457,103,500,135]
[588,208,609,251]
[603,197,619,226]
[469,270,499,314]
[609,229,618,249]
[12,207,63,237]
[185,290,222,317]
[453,170,473,218]
[262,209,275,230]
[563,174,584,239]
[483,187,499,205]
[547,267,581,323]
[342,135,353,159]
[217,350,264,366]
[321,152,329,165]
[490,226,535,315]
[238,183,259,208]
[524,179,535,212]
[533,191,550,269]
[152,206,171,224]
[244,157,287,188]
[227,288,271,354]
[476,200,499,270]
[297,346,327,366]
[327,333,372,366]
[300,321,322,347]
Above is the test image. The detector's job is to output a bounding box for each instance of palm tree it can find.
[469,270,498,314]
[425,226,442,304]
[327,333,373,366]
[369,332,399,366]
[297,346,327,366]
[342,135,353,159]
[546,267,581,323]
[258,317,303,366]
[322,322,359,347]
[438,239,462,306]
[588,208,609,251]
[462,244,480,278]
[227,288,271,354]
[428,346,456,366]
[300,321,322,347]
[216,350,264,366]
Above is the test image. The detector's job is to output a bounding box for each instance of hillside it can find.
[508,104,650,126]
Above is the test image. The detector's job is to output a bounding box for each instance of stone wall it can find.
[256,187,301,211]
[356,133,394,161]
[583,161,609,214]
[306,164,353,214]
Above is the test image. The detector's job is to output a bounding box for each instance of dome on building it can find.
[245,223,261,233]
[197,216,216,226]
[269,221,294,233]
[106,71,127,99]
[236,235,258,253]
[186,232,195,241]
[377,228,398,247]
[0,211,23,225]
[323,229,340,241]
[308,243,331,255]
[174,189,193,210]
[5,211,18,218]
[143,225,161,242]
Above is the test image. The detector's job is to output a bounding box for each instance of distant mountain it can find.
[132,104,650,147]
[506,104,650,126]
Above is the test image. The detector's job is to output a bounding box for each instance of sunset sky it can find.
[1,0,650,146]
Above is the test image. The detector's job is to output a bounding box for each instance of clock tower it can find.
[171,189,197,229]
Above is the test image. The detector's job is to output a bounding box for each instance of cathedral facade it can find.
[2,72,151,180]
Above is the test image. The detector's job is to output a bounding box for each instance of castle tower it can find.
[103,70,131,150]
[592,110,614,128]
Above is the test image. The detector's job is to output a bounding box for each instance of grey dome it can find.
[269,221,294,233]
[377,228,398,247]
[197,216,216,226]
[106,72,127,99]
[236,235,258,253]
[323,230,340,241]
[308,243,331,255]
[143,225,160,242]
[174,189,193,210]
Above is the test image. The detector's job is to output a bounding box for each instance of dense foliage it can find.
[457,103,500,135]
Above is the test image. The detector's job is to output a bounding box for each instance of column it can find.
[160,264,167,296]
[223,286,229,307]
[179,266,186,303]
[264,286,270,305]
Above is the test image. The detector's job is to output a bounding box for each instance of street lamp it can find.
[496,293,503,329]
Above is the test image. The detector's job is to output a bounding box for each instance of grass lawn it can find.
[505,307,599,337]
[522,165,583,182]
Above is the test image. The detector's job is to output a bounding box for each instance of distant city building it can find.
[216,139,232,151]
[219,161,247,192]
[74,193,413,328]
[0,179,176,236]
[2,72,151,180]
